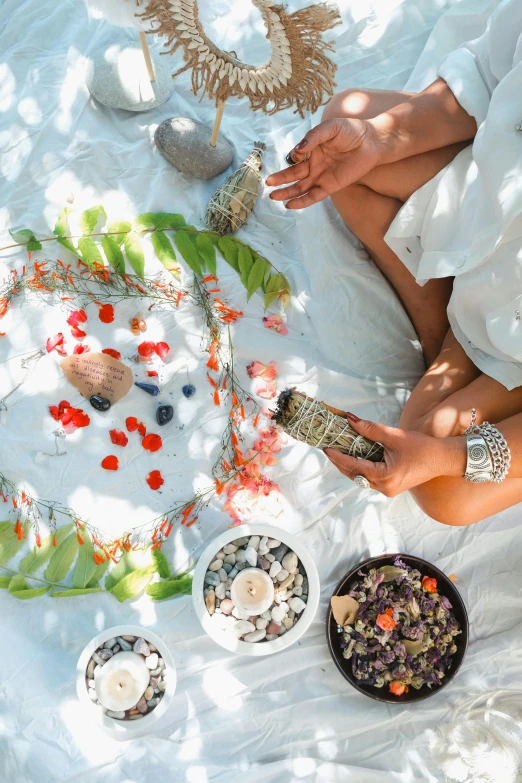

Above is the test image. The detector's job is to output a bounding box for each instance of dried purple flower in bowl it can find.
[326,554,468,703]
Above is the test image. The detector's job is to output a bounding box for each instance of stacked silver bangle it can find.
[462,409,511,483]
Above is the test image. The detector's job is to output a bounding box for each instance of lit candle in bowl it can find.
[94,651,150,712]
[231,567,274,615]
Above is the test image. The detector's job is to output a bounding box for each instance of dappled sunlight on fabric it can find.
[0,124,32,182]
[202,666,246,709]
[17,97,42,126]
[293,757,317,777]
[0,64,16,112]
[60,700,124,766]
[186,767,209,783]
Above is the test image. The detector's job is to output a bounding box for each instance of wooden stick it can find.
[210,100,226,147]
[139,32,155,83]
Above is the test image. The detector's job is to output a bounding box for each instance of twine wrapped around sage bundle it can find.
[272,389,385,461]
[206,141,266,234]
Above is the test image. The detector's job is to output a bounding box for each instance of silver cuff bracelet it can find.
[463,408,511,483]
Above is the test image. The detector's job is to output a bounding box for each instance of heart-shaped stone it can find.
[155,117,234,180]
[60,352,133,404]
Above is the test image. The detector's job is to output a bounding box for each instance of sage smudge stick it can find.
[272,389,384,462]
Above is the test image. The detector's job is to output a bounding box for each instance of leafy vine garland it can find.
[0,206,286,602]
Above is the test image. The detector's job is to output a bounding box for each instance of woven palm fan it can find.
[272,388,385,461]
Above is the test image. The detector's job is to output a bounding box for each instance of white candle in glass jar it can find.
[230,567,274,616]
[94,652,150,712]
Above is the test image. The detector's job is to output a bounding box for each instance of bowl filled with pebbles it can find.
[193,524,320,656]
[76,625,176,739]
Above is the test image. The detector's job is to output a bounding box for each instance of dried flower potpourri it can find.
[333,557,461,695]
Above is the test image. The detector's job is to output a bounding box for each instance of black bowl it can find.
[326,553,468,703]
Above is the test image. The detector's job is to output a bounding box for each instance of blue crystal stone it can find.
[182,384,196,398]
[134,382,159,396]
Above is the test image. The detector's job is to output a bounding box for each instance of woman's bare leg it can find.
[322,88,471,365]
[400,330,522,525]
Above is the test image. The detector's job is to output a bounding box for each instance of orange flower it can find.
[389,681,408,697]
[213,389,220,406]
[0,298,8,318]
[421,575,437,593]
[376,611,397,631]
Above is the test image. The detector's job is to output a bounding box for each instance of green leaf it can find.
[0,576,11,589]
[19,523,74,575]
[51,587,102,598]
[53,207,71,237]
[174,230,203,277]
[238,245,254,288]
[9,228,35,245]
[57,236,82,260]
[123,231,145,278]
[77,237,104,269]
[110,566,155,603]
[104,550,148,590]
[152,549,171,579]
[247,256,267,300]
[145,575,192,600]
[134,212,186,231]
[8,575,51,600]
[44,532,79,583]
[26,239,43,251]
[0,521,12,535]
[79,205,106,235]
[151,230,178,273]
[86,554,111,588]
[218,237,240,272]
[102,234,125,273]
[73,532,97,589]
[264,273,286,310]
[196,233,217,278]
[107,221,131,246]
[0,525,27,565]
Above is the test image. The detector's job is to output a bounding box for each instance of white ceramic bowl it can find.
[193,523,320,656]
[76,624,176,740]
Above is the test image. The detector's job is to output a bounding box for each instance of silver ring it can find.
[354,474,370,489]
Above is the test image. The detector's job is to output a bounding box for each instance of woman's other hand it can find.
[265,117,384,209]
[324,413,467,496]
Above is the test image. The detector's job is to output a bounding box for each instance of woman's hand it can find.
[324,414,467,496]
[265,117,385,209]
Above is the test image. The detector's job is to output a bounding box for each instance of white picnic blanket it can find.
[1,0,519,781]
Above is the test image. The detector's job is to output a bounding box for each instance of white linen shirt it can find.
[384,0,522,389]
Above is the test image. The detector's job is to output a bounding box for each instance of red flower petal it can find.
[102,348,121,361]
[49,405,60,421]
[101,455,119,470]
[125,416,139,432]
[71,410,90,428]
[46,332,65,353]
[137,422,146,437]
[58,400,71,413]
[142,433,162,452]
[137,341,156,357]
[154,341,170,359]
[73,344,90,354]
[98,303,114,324]
[146,470,164,490]
[109,429,128,447]
[147,370,159,377]
[66,309,87,327]
[70,326,87,340]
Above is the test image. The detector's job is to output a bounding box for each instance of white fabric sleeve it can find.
[437,0,522,128]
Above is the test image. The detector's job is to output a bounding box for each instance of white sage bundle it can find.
[272,388,384,461]
[205,141,265,235]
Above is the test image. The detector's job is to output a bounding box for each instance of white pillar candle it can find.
[94,652,150,712]
[230,567,274,616]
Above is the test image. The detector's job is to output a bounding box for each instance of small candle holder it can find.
[193,524,320,656]
[76,625,177,740]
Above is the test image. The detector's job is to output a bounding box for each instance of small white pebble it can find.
[233,620,255,638]
[282,552,298,574]
[218,568,228,582]
[226,578,233,589]
[235,549,247,563]
[215,582,226,599]
[266,634,278,641]
[288,609,295,620]
[256,617,268,630]
[223,543,238,554]
[245,547,258,567]
[88,688,98,702]
[209,559,223,571]
[274,592,282,605]
[294,574,303,586]
[146,653,159,669]
[224,553,236,565]
[283,617,294,630]
[269,561,282,578]
[265,553,275,562]
[271,605,285,623]
[261,609,272,620]
[292,586,303,596]
[248,535,260,551]
[280,602,289,613]
[144,686,154,700]
[267,539,281,548]
[289,597,306,614]
[244,629,266,643]
[276,568,289,582]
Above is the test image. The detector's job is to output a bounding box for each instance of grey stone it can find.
[117,637,132,651]
[271,543,289,562]
[204,571,220,587]
[155,117,234,180]
[233,537,249,547]
[104,637,117,649]
[147,697,160,709]
[133,637,150,657]
[86,659,96,679]
[222,562,233,574]
[86,44,174,112]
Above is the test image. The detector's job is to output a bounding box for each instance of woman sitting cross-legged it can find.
[266,0,522,526]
